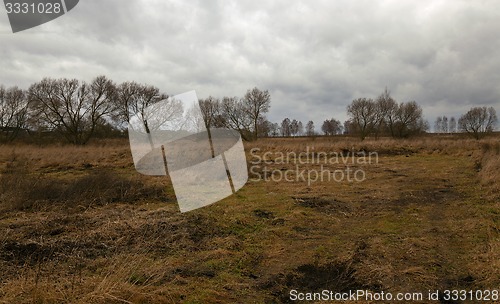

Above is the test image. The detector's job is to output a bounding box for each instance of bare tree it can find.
[442,116,449,133]
[290,119,299,136]
[199,96,219,129]
[116,81,142,124]
[256,116,275,138]
[321,118,342,135]
[29,76,117,145]
[281,118,291,137]
[243,87,271,139]
[269,122,280,137]
[347,98,377,140]
[434,116,443,133]
[394,101,426,138]
[435,115,453,134]
[321,120,330,135]
[343,120,353,135]
[89,76,119,130]
[305,120,315,136]
[449,116,457,133]
[458,106,498,139]
[219,96,253,141]
[118,83,173,130]
[198,96,220,155]
[375,88,398,137]
[0,86,30,142]
[185,102,205,133]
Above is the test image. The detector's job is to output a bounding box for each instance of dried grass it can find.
[0,145,169,212]
[0,136,498,303]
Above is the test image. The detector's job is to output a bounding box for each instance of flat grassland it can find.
[0,135,498,303]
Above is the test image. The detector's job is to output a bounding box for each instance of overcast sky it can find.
[1,0,500,129]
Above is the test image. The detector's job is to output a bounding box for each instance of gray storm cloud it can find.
[1,0,499,125]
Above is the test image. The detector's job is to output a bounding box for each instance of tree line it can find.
[261,89,497,140]
[255,88,430,140]
[0,76,271,144]
[434,108,498,139]
[0,77,497,144]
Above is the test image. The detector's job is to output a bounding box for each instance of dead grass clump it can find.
[292,196,353,216]
[0,241,56,266]
[1,239,110,267]
[263,260,381,303]
[122,212,226,255]
[253,209,275,219]
[0,165,168,211]
[0,143,133,173]
[246,136,476,161]
[478,140,500,197]
[470,141,500,288]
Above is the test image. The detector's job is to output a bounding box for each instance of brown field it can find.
[0,135,499,303]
